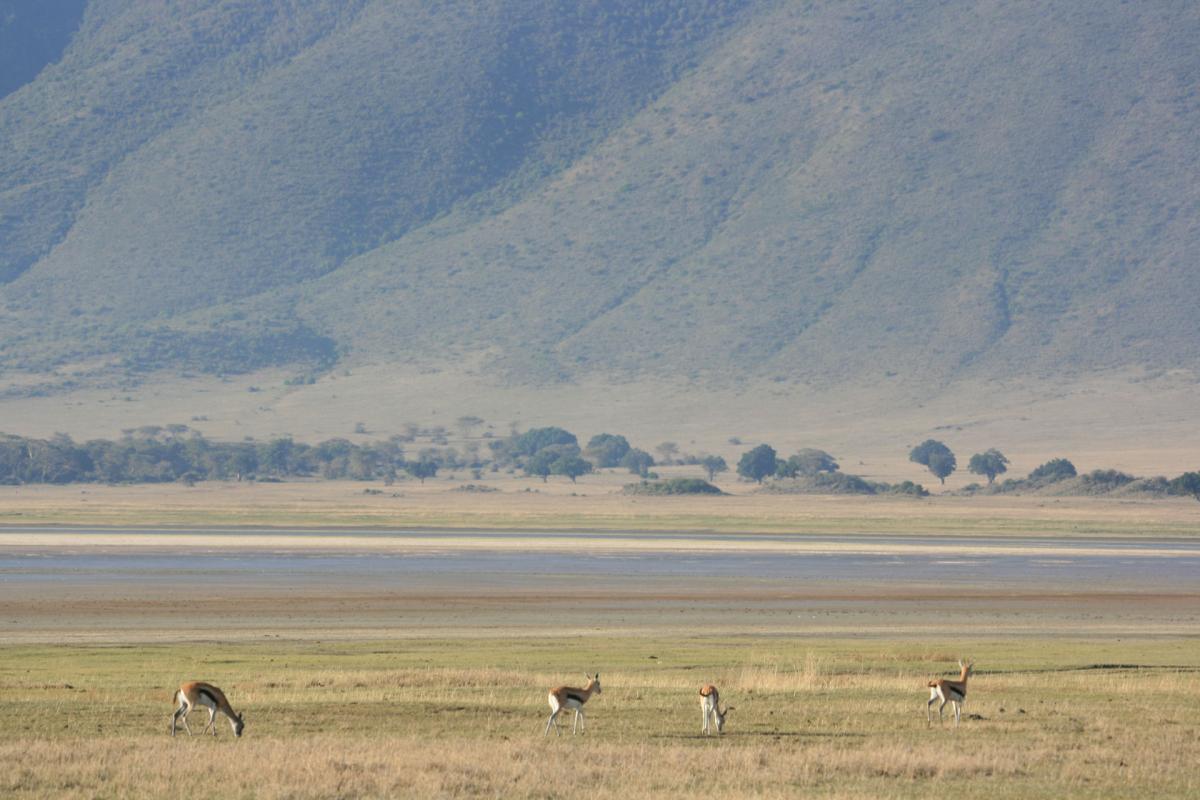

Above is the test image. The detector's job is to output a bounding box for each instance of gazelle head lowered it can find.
[700,684,733,735]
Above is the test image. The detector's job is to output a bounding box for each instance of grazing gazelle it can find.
[171,681,245,738]
[544,673,601,736]
[699,684,733,735]
[927,660,973,727]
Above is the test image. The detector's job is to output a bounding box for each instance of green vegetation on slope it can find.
[1,1,1198,388]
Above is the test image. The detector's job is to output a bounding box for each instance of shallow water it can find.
[1,528,1196,592]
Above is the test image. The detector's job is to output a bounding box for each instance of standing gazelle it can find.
[171,681,245,738]
[927,660,973,727]
[699,684,733,735]
[544,674,601,735]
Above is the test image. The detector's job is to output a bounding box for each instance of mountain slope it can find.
[1,0,1197,390]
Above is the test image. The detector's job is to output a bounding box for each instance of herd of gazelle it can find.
[168,660,974,739]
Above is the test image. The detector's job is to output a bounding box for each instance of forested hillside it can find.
[2,0,1197,389]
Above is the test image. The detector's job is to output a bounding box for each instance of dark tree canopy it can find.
[510,426,578,457]
[523,444,578,482]
[967,449,1009,484]
[405,460,438,484]
[551,454,593,483]
[1169,471,1200,501]
[621,448,655,477]
[524,449,556,481]
[700,454,728,481]
[909,439,956,484]
[776,448,838,478]
[585,433,631,468]
[1028,457,1077,483]
[737,444,779,484]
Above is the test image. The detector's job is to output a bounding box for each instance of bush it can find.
[1028,458,1076,483]
[1168,472,1200,500]
[623,478,723,495]
[1080,469,1135,490]
[884,480,931,497]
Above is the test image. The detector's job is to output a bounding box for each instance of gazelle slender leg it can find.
[938,696,947,724]
[544,710,559,736]
[572,709,579,735]
[927,692,936,725]
[578,708,586,733]
[954,701,962,727]
[702,707,709,734]
[206,706,218,735]
[181,710,193,736]
[171,701,186,736]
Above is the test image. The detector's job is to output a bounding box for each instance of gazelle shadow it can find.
[652,730,864,741]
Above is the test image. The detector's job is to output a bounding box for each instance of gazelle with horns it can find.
[171,681,245,738]
[927,660,973,727]
[699,684,733,735]
[544,673,601,735]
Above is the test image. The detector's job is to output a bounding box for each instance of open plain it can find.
[1,482,1198,798]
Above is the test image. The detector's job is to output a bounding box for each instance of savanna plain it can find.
[1,481,1198,799]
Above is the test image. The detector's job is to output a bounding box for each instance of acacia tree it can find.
[967,449,1009,484]
[621,448,655,477]
[737,444,778,484]
[700,454,728,482]
[552,455,593,483]
[405,460,437,484]
[909,439,956,485]
[585,433,631,468]
[1170,471,1200,502]
[524,450,557,482]
[456,415,484,438]
[777,448,839,478]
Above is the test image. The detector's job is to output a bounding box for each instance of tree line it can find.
[0,425,1196,502]
[0,427,456,485]
[0,425,663,486]
[905,438,1200,500]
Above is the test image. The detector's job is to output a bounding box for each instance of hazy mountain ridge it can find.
[2,0,1197,388]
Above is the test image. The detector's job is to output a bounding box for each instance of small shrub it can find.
[623,478,723,495]
[1080,469,1135,489]
[1028,458,1076,483]
[885,480,930,497]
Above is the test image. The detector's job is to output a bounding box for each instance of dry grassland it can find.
[2,478,1198,536]
[1,638,1197,799]
[4,366,1199,482]
[1,479,1196,797]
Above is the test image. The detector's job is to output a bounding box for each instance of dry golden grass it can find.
[0,638,1197,799]
[1,478,1197,536]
